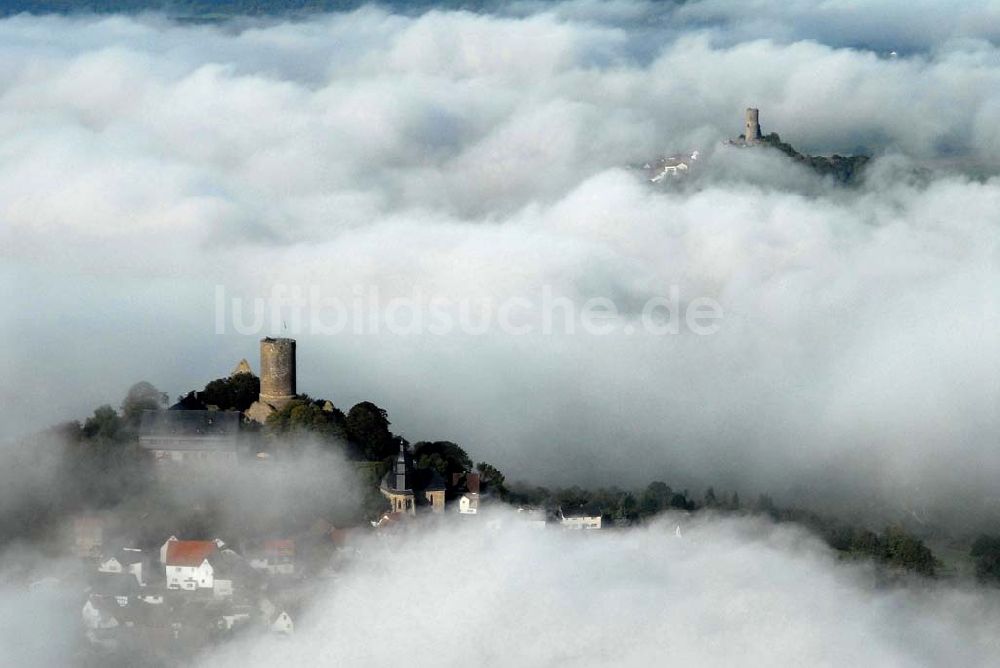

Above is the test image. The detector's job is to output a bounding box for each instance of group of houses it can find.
[80,528,306,654]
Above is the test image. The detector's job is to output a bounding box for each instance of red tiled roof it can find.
[165,540,217,567]
[263,539,294,556]
[466,472,481,494]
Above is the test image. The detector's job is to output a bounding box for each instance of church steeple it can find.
[394,443,409,491]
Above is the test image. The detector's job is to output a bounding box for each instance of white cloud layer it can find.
[0,2,998,524]
[200,512,1000,667]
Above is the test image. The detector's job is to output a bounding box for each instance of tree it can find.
[199,374,260,412]
[615,493,638,522]
[76,405,146,506]
[266,397,350,454]
[345,402,398,461]
[413,441,473,481]
[670,492,695,511]
[639,481,672,516]
[970,535,1000,585]
[476,461,508,499]
[755,494,776,515]
[121,381,168,426]
[703,487,718,508]
[83,405,123,442]
[882,526,938,577]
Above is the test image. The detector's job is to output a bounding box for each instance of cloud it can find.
[198,511,1000,667]
[1,4,999,666]
[0,2,997,525]
[0,548,80,667]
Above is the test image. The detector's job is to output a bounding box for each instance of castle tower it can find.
[259,337,296,409]
[744,107,762,143]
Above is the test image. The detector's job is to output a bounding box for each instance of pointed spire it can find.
[394,443,409,491]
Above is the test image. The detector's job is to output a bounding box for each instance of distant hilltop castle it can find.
[743,107,762,144]
[727,106,763,145]
[725,106,871,183]
[644,107,868,184]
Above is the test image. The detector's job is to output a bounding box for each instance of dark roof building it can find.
[139,410,241,468]
[379,445,446,515]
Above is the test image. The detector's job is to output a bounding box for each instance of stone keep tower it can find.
[744,107,762,143]
[259,337,296,409]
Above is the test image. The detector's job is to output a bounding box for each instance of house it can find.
[139,409,241,470]
[458,494,479,514]
[98,547,146,585]
[82,596,119,630]
[379,444,446,515]
[89,571,140,607]
[517,507,548,529]
[270,610,294,635]
[70,515,105,558]
[248,539,295,576]
[82,595,122,650]
[457,472,481,515]
[647,151,699,182]
[160,536,179,564]
[558,507,602,530]
[210,548,245,599]
[219,612,252,632]
[164,540,217,591]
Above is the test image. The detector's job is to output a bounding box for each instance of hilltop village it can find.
[56,334,976,663]
[69,337,595,662]
[1,333,980,665]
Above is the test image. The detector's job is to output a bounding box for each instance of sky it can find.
[0,2,999,667]
[0,0,998,526]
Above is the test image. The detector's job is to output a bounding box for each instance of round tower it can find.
[744,107,762,143]
[259,337,296,408]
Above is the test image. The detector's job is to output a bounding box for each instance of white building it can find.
[458,493,479,515]
[219,612,251,631]
[457,472,481,514]
[139,410,241,470]
[270,611,294,635]
[248,539,295,575]
[81,596,125,651]
[164,540,217,591]
[648,150,699,182]
[517,507,547,529]
[98,547,145,585]
[160,536,178,564]
[558,508,602,530]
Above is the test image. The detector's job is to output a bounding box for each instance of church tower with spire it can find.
[378,443,447,516]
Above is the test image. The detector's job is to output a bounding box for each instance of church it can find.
[379,444,446,515]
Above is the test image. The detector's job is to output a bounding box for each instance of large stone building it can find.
[139,410,241,468]
[379,445,446,515]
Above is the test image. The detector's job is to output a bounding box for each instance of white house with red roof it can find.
[164,540,217,591]
[458,472,481,515]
